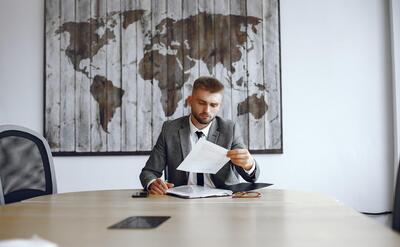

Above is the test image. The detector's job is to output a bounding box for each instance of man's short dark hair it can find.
[192,76,224,93]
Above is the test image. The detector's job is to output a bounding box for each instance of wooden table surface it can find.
[0,189,399,247]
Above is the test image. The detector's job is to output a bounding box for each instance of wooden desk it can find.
[0,189,399,247]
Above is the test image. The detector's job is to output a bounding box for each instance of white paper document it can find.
[0,235,58,247]
[177,138,230,174]
[166,185,232,199]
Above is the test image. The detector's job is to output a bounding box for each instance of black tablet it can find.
[108,216,170,229]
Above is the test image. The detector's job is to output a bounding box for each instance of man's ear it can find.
[187,96,192,106]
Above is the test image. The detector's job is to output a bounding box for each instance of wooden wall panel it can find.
[90,0,107,152]
[230,0,249,148]
[150,0,167,148]
[59,0,75,151]
[198,0,215,77]
[121,0,137,151]
[167,0,184,121]
[136,0,152,151]
[247,0,265,150]
[75,0,91,152]
[45,0,61,152]
[215,0,232,120]
[182,0,199,117]
[106,0,122,151]
[263,0,282,150]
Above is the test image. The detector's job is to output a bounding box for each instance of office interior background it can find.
[1,0,399,224]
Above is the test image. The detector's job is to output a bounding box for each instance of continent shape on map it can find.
[237,94,268,120]
[56,10,145,77]
[90,75,125,133]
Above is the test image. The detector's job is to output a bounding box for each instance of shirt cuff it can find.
[245,159,256,175]
[146,178,157,190]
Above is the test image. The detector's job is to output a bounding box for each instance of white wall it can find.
[0,0,394,212]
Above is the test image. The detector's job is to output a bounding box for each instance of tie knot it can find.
[195,131,204,139]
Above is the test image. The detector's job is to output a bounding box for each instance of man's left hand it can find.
[226,149,254,171]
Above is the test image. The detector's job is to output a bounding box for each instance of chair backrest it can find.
[0,125,57,205]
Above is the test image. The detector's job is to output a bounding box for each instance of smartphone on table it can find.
[131,190,148,198]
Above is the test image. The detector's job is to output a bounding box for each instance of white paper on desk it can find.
[0,235,58,247]
[177,138,230,174]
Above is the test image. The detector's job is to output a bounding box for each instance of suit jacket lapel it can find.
[207,119,220,144]
[178,116,191,184]
[207,119,226,188]
[179,116,191,160]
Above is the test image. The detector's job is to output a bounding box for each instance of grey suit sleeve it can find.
[231,122,260,183]
[139,122,167,189]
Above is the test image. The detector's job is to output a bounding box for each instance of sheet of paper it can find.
[177,138,230,174]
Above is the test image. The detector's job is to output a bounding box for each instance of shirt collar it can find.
[188,115,213,138]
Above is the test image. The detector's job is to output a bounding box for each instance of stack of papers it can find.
[166,185,232,199]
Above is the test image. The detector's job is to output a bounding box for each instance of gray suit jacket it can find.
[140,116,260,189]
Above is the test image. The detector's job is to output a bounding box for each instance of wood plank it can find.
[90,0,108,152]
[45,0,61,152]
[75,0,91,152]
[60,0,76,151]
[198,0,215,77]
[214,0,232,120]
[150,0,167,147]
[230,0,249,148]
[106,0,123,151]
[247,0,265,150]
[182,0,199,116]
[121,0,138,151]
[167,0,185,120]
[136,0,152,150]
[263,0,281,150]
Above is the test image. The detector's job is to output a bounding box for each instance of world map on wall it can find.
[56,10,268,132]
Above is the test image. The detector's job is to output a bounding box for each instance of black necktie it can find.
[195,131,204,140]
[195,131,204,186]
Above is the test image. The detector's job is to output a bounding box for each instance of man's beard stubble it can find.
[193,113,214,125]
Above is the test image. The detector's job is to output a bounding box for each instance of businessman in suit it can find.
[140,76,260,195]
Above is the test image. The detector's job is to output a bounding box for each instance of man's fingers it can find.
[227,150,249,159]
[149,189,157,195]
[156,178,169,190]
[149,189,160,195]
[150,182,173,195]
[151,185,165,195]
[227,149,248,155]
[150,180,166,194]
[160,182,168,190]
[228,153,250,159]
[231,159,249,163]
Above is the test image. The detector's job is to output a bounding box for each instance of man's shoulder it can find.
[215,116,236,129]
[163,115,189,129]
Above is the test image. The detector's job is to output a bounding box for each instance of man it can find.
[140,76,260,195]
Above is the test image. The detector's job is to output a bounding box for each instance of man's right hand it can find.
[148,178,174,195]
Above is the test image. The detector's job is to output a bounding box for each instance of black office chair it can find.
[0,125,57,205]
[393,161,400,231]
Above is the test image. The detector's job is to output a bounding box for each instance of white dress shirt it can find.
[187,116,215,187]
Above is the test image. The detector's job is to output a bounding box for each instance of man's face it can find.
[188,89,223,126]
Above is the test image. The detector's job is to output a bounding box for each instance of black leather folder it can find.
[223,182,273,193]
